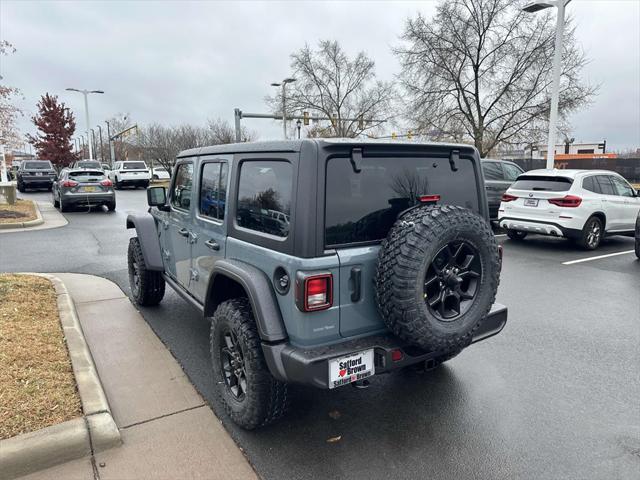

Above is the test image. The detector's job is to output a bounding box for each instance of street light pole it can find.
[522,0,571,169]
[271,78,296,140]
[91,129,97,160]
[65,88,104,160]
[97,125,104,161]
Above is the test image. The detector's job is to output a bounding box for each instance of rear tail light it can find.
[501,193,518,202]
[548,195,582,207]
[61,180,79,187]
[100,179,113,187]
[296,273,333,312]
[419,194,441,204]
[391,349,404,362]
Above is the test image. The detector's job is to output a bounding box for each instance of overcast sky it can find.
[1,0,639,151]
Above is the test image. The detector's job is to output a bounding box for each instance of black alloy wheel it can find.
[424,240,482,321]
[220,328,248,401]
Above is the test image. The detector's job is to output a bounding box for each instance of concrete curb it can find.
[0,274,121,480]
[0,201,44,229]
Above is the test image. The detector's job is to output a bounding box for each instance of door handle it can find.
[205,239,220,251]
[178,228,189,237]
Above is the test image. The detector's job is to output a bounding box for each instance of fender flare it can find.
[205,259,287,343]
[126,214,164,271]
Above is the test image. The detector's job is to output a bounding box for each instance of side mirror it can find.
[147,186,168,210]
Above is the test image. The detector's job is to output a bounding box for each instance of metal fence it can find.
[505,157,640,183]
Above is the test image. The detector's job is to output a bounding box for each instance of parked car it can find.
[499,169,640,249]
[635,210,640,259]
[151,166,170,180]
[108,160,150,189]
[16,160,57,192]
[126,139,507,429]
[73,160,103,170]
[481,159,524,220]
[52,168,115,212]
[102,163,112,171]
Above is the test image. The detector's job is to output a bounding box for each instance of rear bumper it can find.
[20,177,54,186]
[498,216,582,239]
[262,303,508,389]
[62,192,115,206]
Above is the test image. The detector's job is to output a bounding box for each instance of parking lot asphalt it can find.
[2,189,639,480]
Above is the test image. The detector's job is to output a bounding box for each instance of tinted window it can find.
[482,162,503,180]
[68,171,105,182]
[76,161,101,169]
[511,176,572,192]
[237,161,292,238]
[171,163,193,210]
[23,161,52,170]
[595,175,616,195]
[199,162,228,220]
[610,176,635,197]
[123,162,147,170]
[582,176,600,193]
[503,163,523,181]
[325,156,479,246]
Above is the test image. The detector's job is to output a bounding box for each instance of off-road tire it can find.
[375,204,500,353]
[210,298,289,430]
[127,237,165,306]
[506,229,527,241]
[577,216,603,250]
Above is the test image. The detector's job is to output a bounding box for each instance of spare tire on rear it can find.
[374,204,500,353]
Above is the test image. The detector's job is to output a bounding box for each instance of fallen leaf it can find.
[328,410,341,420]
[326,435,342,443]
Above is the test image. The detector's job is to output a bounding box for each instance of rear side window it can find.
[199,162,228,221]
[171,163,193,210]
[582,176,600,193]
[123,162,147,170]
[503,163,523,181]
[236,161,292,238]
[595,175,616,195]
[610,176,635,197]
[325,156,479,246]
[511,176,573,192]
[482,162,503,181]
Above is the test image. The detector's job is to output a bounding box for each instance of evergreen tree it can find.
[27,94,77,167]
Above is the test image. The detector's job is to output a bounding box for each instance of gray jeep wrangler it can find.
[126,139,507,429]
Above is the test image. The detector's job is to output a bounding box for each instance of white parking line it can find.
[562,250,635,265]
[494,234,507,238]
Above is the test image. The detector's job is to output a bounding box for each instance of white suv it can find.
[108,161,151,189]
[498,169,640,249]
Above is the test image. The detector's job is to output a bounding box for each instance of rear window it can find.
[23,161,52,170]
[511,175,573,192]
[325,155,480,246]
[77,161,101,168]
[123,162,147,170]
[68,171,105,182]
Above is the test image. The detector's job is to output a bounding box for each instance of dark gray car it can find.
[481,159,524,220]
[16,160,56,192]
[73,160,103,170]
[52,168,116,212]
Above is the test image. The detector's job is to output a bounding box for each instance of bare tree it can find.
[267,40,395,138]
[396,0,596,157]
[0,41,24,148]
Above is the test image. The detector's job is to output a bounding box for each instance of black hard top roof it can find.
[177,139,477,158]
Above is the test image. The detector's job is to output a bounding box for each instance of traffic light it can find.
[407,130,413,140]
[303,111,309,126]
[391,132,397,140]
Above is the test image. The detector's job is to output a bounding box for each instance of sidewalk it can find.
[19,273,257,480]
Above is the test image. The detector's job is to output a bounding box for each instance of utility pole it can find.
[65,88,104,160]
[105,120,114,165]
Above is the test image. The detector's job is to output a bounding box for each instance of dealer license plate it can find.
[82,186,96,192]
[328,349,374,389]
[524,198,539,207]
